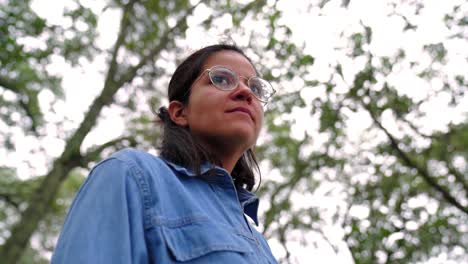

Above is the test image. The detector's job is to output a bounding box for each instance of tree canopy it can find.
[0,0,466,263]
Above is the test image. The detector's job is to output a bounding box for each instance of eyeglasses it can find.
[195,66,275,103]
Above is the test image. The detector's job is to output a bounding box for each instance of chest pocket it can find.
[161,218,254,262]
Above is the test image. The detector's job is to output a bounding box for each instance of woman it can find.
[52,44,278,263]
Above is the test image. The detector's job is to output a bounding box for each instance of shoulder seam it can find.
[102,156,155,229]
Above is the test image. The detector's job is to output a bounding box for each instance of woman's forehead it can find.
[202,50,256,77]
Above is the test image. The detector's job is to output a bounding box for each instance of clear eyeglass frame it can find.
[198,65,276,104]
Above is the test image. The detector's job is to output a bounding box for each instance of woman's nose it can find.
[231,81,254,103]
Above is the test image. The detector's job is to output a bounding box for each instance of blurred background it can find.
[0,0,467,263]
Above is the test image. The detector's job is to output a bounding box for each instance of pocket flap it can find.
[162,220,253,262]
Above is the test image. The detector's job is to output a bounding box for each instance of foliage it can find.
[255,1,467,263]
[0,167,85,263]
[0,0,467,263]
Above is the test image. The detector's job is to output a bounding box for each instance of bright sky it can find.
[2,0,467,263]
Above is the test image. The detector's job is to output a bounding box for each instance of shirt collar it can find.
[162,158,260,226]
[162,158,217,177]
[237,188,260,226]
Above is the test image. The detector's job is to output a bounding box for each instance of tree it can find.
[0,0,275,262]
[1,0,467,263]
[255,1,467,263]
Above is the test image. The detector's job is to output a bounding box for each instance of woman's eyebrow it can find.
[236,70,257,79]
[218,65,257,78]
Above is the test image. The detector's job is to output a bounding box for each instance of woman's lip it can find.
[226,107,254,120]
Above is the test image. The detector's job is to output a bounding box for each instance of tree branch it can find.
[0,76,40,132]
[0,1,138,261]
[446,162,468,193]
[0,75,24,93]
[81,136,137,166]
[0,192,21,209]
[115,0,203,87]
[62,0,136,160]
[115,0,267,87]
[399,115,435,140]
[278,223,292,264]
[436,130,468,193]
[316,228,340,254]
[363,102,468,215]
[0,1,269,262]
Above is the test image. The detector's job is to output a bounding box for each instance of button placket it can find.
[215,171,255,235]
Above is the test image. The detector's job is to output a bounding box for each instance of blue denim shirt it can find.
[52,149,278,263]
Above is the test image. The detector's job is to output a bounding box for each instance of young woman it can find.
[52,44,278,263]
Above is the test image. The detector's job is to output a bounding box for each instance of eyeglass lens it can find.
[208,67,273,102]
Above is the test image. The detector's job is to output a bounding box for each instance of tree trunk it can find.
[0,0,201,260]
[0,2,132,259]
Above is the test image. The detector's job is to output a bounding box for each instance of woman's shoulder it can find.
[87,148,171,183]
[86,149,175,200]
[104,148,179,182]
[109,148,160,162]
[99,148,165,170]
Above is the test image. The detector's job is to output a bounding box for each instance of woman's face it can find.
[184,50,264,152]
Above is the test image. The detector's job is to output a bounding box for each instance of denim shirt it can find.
[52,149,278,263]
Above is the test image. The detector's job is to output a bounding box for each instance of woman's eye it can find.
[212,75,228,85]
[211,73,234,88]
[250,81,264,96]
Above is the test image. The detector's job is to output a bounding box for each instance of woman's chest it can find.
[143,179,276,263]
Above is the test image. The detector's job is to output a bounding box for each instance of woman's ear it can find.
[168,100,188,126]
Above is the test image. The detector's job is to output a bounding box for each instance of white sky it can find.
[1,0,467,263]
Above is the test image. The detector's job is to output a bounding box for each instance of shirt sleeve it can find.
[51,158,149,264]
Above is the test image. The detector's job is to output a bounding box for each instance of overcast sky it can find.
[2,0,467,263]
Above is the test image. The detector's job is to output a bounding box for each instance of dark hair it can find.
[156,44,261,191]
